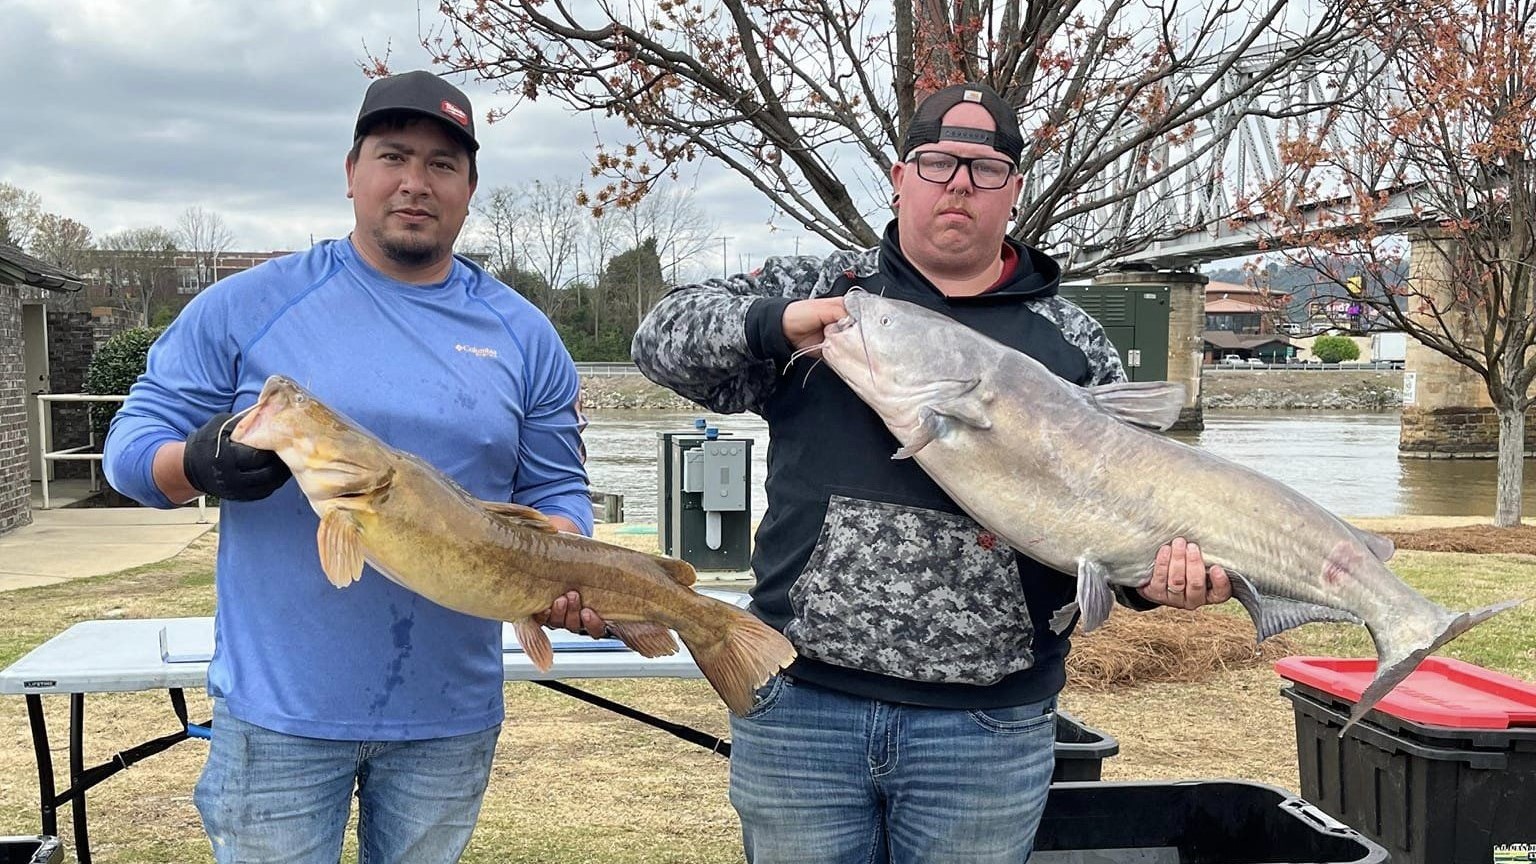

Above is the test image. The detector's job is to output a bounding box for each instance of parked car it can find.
[1246,358,1267,367]
[1220,354,1245,366]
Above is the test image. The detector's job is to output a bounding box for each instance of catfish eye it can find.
[879,315,892,326]
[294,393,308,404]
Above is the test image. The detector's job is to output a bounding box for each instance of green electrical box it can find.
[1058,284,1171,382]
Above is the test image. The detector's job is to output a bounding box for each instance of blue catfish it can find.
[817,288,1519,731]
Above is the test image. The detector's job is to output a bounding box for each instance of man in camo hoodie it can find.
[627,83,1233,863]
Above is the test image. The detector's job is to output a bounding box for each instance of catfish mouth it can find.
[230,375,301,448]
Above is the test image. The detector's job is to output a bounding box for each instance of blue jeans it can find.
[193,700,500,864]
[729,676,1057,864]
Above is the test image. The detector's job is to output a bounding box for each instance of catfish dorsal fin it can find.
[1087,381,1187,431]
[479,500,559,534]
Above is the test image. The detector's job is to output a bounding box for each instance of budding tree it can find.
[420,0,1373,272]
[1255,0,1536,526]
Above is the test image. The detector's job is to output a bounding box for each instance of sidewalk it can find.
[0,506,219,592]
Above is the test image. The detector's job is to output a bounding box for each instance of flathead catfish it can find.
[817,289,1519,730]
[229,374,795,715]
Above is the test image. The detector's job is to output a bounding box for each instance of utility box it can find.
[657,420,752,572]
[1058,283,1171,382]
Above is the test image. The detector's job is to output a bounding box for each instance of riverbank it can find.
[581,369,1406,412]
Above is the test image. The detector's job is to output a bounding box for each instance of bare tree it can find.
[600,186,717,325]
[29,213,94,275]
[99,227,180,326]
[516,177,584,312]
[578,202,625,337]
[0,181,43,249]
[422,0,1376,271]
[175,206,236,291]
[471,186,525,282]
[1255,0,1536,526]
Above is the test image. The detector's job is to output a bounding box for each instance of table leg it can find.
[70,692,92,864]
[24,694,58,837]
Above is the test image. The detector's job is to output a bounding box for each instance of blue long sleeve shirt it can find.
[103,238,593,740]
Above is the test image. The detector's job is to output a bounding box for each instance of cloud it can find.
[0,0,847,265]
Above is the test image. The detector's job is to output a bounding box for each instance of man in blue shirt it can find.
[103,71,594,864]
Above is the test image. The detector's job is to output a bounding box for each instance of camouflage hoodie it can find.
[632,222,1138,709]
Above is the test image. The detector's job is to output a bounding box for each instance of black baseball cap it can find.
[901,82,1023,164]
[354,70,479,153]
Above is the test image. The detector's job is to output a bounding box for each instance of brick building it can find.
[1,243,85,535]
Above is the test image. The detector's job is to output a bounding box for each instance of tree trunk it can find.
[1494,403,1527,527]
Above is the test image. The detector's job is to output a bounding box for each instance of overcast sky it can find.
[0,0,841,276]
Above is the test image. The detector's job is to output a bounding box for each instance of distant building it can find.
[1202,281,1294,363]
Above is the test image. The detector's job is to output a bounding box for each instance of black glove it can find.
[182,412,292,501]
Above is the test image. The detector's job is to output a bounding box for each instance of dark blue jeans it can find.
[729,676,1057,864]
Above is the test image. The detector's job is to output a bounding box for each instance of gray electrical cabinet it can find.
[657,420,753,572]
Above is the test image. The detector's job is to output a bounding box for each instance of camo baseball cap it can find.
[901,82,1023,164]
[354,70,479,153]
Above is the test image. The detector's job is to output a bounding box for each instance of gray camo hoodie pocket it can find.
[785,493,1035,685]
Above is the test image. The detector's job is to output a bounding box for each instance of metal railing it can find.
[574,362,643,377]
[35,394,208,522]
[1202,361,1404,371]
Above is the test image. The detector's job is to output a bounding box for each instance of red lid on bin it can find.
[1275,656,1536,729]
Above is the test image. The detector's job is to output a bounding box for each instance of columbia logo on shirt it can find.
[455,344,498,359]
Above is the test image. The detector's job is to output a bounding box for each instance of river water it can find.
[582,409,1534,523]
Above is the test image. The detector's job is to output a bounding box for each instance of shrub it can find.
[84,326,165,435]
[1311,335,1360,364]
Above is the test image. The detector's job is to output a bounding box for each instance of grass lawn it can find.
[0,526,1531,863]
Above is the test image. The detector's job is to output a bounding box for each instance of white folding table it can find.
[0,589,748,863]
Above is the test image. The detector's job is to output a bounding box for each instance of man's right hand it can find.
[782,297,849,354]
[181,412,292,501]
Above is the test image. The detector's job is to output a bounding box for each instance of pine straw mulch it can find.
[1065,606,1291,692]
[1378,524,1536,555]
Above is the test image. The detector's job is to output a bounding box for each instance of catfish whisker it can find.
[784,341,827,372]
[799,356,826,389]
[215,404,259,459]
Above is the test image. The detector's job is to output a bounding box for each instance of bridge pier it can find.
[1399,232,1536,458]
[1090,270,1208,431]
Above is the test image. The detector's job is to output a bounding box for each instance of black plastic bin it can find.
[0,837,63,864]
[1052,710,1119,782]
[1284,685,1536,864]
[1031,780,1387,863]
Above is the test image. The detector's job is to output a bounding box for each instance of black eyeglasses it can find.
[904,152,1016,189]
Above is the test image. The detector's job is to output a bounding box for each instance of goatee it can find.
[374,227,442,269]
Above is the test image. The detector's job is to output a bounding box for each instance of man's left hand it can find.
[1137,537,1233,609]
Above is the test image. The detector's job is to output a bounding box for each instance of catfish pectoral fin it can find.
[513,617,554,672]
[607,621,680,657]
[318,510,365,588]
